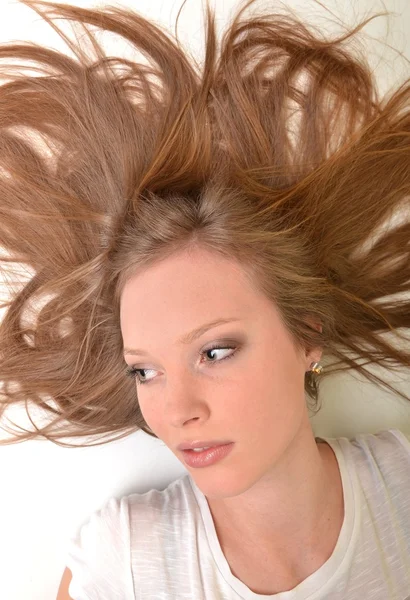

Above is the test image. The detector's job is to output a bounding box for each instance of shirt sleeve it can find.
[65,495,135,600]
[394,427,410,446]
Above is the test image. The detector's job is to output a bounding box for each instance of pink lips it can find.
[177,439,233,450]
[181,442,234,468]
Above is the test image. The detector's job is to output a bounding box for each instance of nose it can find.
[163,369,206,422]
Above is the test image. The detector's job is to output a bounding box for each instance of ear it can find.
[304,316,323,368]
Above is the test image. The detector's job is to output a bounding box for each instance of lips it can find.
[177,439,233,451]
[181,442,235,467]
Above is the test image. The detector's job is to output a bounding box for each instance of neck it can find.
[206,435,344,571]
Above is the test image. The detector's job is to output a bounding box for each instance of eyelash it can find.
[125,343,238,386]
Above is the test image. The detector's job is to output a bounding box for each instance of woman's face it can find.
[120,246,322,495]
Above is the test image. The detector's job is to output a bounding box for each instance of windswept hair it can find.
[0,0,409,448]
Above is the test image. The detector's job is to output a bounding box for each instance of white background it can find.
[0,1,409,598]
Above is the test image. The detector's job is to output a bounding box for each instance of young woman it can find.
[0,1,409,598]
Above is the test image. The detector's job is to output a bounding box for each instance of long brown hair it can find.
[0,0,409,448]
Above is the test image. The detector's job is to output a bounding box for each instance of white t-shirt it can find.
[65,428,410,599]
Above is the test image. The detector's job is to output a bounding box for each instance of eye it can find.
[125,343,238,386]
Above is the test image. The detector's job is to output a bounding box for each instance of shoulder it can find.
[65,495,134,599]
[352,428,410,463]
[343,428,410,495]
[56,567,74,600]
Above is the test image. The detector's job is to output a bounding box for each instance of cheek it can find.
[136,396,159,431]
[221,364,276,425]
[232,356,302,424]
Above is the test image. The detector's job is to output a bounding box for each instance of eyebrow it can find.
[123,317,241,357]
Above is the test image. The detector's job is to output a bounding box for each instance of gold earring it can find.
[309,361,323,375]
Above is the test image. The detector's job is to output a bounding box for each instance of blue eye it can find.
[125,344,238,386]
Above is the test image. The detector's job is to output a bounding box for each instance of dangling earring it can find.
[309,361,323,375]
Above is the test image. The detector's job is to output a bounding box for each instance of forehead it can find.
[119,248,286,350]
[120,249,257,317]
